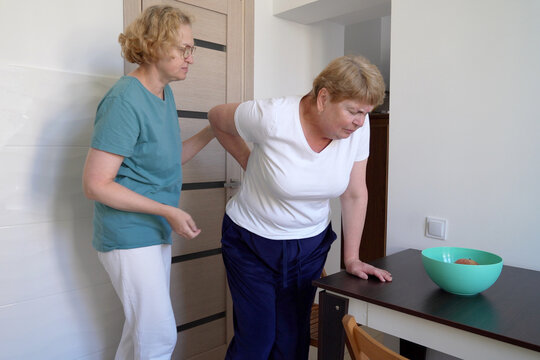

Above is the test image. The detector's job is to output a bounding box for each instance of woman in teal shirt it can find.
[82,6,213,359]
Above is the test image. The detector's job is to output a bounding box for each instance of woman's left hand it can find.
[345,259,392,282]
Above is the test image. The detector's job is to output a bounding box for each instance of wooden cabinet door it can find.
[360,113,389,262]
[341,113,389,265]
[123,1,253,358]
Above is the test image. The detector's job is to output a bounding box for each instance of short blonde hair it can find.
[119,5,192,65]
[311,55,386,106]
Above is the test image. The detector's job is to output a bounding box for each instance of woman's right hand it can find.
[83,148,201,239]
[164,206,201,239]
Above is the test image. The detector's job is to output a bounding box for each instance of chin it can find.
[172,74,186,82]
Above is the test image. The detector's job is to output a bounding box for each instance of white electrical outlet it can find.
[425,217,447,240]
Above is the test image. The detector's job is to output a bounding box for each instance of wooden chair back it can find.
[309,268,327,347]
[342,314,408,360]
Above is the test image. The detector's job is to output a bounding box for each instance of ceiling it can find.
[273,0,391,25]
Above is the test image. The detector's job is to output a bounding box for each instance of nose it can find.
[352,115,365,127]
[185,54,194,64]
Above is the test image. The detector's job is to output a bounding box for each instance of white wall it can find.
[345,18,382,66]
[0,1,123,76]
[388,0,540,271]
[0,1,124,359]
[345,16,391,87]
[254,0,345,274]
[254,1,344,99]
[0,0,343,358]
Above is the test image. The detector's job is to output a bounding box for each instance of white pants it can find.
[98,244,177,360]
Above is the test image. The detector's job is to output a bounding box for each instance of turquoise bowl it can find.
[421,247,503,296]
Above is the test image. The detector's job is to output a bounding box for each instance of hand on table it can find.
[345,259,393,282]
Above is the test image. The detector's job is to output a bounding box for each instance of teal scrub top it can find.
[90,76,182,252]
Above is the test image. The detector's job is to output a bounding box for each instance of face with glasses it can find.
[175,45,196,59]
[156,24,195,83]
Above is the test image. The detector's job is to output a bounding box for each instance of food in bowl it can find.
[454,258,479,265]
[421,247,503,295]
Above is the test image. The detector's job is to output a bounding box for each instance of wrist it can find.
[206,124,215,138]
[344,258,361,269]
[158,203,174,219]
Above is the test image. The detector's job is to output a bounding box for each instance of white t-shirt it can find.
[226,96,370,240]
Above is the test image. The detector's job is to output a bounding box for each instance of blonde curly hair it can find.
[118,5,192,65]
[311,55,386,107]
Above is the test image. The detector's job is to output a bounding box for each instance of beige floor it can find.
[308,346,352,360]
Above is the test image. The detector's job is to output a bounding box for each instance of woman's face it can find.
[156,24,194,83]
[318,90,374,140]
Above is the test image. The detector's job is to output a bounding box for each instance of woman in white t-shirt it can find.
[208,55,392,360]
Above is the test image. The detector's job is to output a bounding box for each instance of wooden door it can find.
[123,1,253,359]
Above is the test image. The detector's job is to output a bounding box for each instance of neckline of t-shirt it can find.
[124,75,169,104]
[295,96,335,156]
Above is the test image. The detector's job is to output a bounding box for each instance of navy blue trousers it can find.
[221,214,336,360]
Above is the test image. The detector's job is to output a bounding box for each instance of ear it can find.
[316,88,329,113]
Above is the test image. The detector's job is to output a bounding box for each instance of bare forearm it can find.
[207,103,250,170]
[84,179,202,239]
[343,195,393,282]
[341,194,368,267]
[82,147,201,239]
[213,127,250,170]
[181,125,215,165]
[84,179,173,219]
[340,161,392,282]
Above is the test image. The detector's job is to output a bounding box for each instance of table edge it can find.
[313,276,540,353]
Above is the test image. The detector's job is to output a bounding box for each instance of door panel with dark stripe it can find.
[124,0,251,358]
[170,254,226,325]
[172,188,224,256]
[171,47,226,112]
[145,0,227,43]
[172,318,227,359]
[179,117,226,183]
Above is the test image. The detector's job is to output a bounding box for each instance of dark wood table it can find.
[313,249,540,360]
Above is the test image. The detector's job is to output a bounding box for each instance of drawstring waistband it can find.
[296,240,303,290]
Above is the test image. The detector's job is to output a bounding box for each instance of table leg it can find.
[317,291,349,360]
[400,338,427,360]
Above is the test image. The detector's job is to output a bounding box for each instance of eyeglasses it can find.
[175,45,196,59]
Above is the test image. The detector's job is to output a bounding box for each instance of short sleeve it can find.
[234,99,270,144]
[354,116,371,161]
[91,97,140,157]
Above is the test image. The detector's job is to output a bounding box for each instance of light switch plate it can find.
[425,217,447,240]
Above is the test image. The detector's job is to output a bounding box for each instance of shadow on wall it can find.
[0,65,124,359]
[43,70,124,358]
